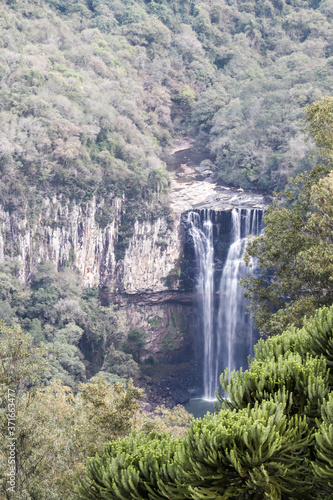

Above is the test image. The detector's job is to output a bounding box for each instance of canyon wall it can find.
[0,195,183,294]
[0,169,269,371]
[0,195,195,365]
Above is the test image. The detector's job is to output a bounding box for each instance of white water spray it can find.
[187,208,262,401]
[217,209,260,382]
[187,211,216,399]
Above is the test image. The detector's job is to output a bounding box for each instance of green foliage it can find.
[173,85,196,111]
[1,324,176,500]
[0,321,50,397]
[148,316,162,329]
[217,304,333,434]
[305,97,333,160]
[169,402,312,500]
[187,0,332,190]
[3,300,332,499]
[3,0,333,497]
[0,260,140,390]
[0,0,173,248]
[1,0,333,210]
[122,327,147,363]
[243,98,333,334]
[79,402,314,500]
[0,330,146,500]
[1,0,333,273]
[314,393,333,492]
[253,304,333,389]
[78,431,179,500]
[79,304,333,499]
[102,346,139,379]
[79,377,144,440]
[220,353,329,424]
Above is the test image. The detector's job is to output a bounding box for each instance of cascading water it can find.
[187,208,262,401]
[217,209,261,384]
[187,211,216,400]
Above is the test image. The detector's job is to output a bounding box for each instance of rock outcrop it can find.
[121,216,182,294]
[0,196,182,294]
[0,196,121,286]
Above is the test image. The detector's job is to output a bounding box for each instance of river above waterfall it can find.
[165,142,272,213]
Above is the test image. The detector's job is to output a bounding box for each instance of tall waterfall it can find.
[187,208,262,401]
[187,211,216,400]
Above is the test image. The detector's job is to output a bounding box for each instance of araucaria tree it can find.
[78,303,333,499]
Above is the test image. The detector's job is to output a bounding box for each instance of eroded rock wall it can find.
[120,216,182,294]
[114,298,195,363]
[0,196,183,294]
[0,196,192,368]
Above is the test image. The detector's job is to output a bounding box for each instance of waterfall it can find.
[187,208,262,401]
[187,210,216,400]
[217,209,261,385]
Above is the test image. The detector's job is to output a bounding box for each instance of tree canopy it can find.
[78,304,333,499]
[243,97,333,335]
[1,0,333,218]
[0,323,191,499]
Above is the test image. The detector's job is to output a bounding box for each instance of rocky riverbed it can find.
[166,141,272,213]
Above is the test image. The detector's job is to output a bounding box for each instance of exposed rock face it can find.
[167,144,271,213]
[106,291,197,307]
[170,176,270,213]
[0,196,182,294]
[121,216,182,294]
[0,196,120,286]
[0,195,190,376]
[113,298,195,363]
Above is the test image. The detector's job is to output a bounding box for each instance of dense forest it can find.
[2,0,333,211]
[1,0,333,498]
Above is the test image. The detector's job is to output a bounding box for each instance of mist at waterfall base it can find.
[183,208,263,417]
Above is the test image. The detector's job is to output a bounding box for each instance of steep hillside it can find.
[1,0,333,210]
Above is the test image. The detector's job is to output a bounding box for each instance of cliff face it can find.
[0,195,194,373]
[0,196,183,294]
[0,146,269,292]
[121,216,182,294]
[0,162,269,382]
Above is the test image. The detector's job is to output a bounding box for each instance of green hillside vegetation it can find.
[2,0,333,221]
[0,0,173,222]
[0,321,192,499]
[0,260,142,389]
[78,304,333,500]
[243,97,333,335]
